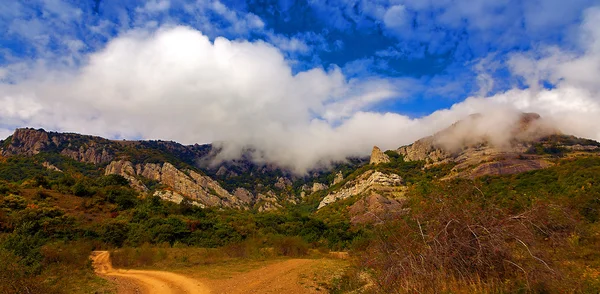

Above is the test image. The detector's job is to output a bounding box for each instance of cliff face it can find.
[318,170,404,209]
[1,128,114,164]
[105,160,243,208]
[395,113,571,178]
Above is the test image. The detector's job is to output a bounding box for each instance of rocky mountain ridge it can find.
[395,112,599,178]
[0,128,351,211]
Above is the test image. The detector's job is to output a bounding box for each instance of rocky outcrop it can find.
[105,160,243,208]
[2,128,50,156]
[42,162,62,172]
[233,188,254,205]
[153,190,205,208]
[369,146,390,165]
[255,191,282,212]
[318,170,404,209]
[395,113,574,178]
[312,183,328,193]
[333,171,344,185]
[397,137,452,163]
[1,128,114,164]
[105,160,148,191]
[348,193,408,224]
[274,177,292,189]
[60,146,113,165]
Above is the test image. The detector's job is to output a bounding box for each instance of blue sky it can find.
[2,0,595,112]
[1,1,600,171]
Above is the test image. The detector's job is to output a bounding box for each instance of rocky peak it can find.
[369,146,390,165]
[333,171,344,185]
[2,128,114,164]
[2,128,50,156]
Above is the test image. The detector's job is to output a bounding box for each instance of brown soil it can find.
[91,251,210,294]
[195,258,338,294]
[91,251,348,294]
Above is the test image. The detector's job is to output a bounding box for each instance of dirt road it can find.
[199,258,335,294]
[91,251,210,294]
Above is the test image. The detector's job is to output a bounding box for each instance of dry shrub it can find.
[223,238,267,258]
[360,196,581,293]
[271,236,309,257]
[111,243,163,268]
[0,248,57,294]
[41,240,94,269]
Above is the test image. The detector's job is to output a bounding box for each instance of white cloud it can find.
[383,5,408,29]
[1,6,599,174]
[136,0,171,14]
[0,26,403,173]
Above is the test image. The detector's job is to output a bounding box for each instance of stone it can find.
[312,182,328,193]
[333,171,344,185]
[274,177,292,189]
[369,146,390,165]
[318,170,403,209]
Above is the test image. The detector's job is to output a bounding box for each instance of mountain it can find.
[3,114,600,293]
[397,112,599,178]
[1,112,598,213]
[314,112,600,220]
[0,128,365,211]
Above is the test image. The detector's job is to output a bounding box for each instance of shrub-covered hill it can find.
[0,128,367,211]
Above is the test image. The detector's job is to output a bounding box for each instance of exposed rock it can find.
[233,188,254,205]
[105,160,241,208]
[333,171,344,185]
[42,162,62,172]
[60,145,113,165]
[216,166,228,176]
[2,128,50,156]
[318,170,404,209]
[274,177,292,189]
[397,137,452,163]
[255,191,282,212]
[369,146,390,165]
[153,190,205,208]
[301,184,311,192]
[1,128,114,164]
[348,193,408,224]
[312,182,328,193]
[105,160,148,192]
[466,158,553,179]
[396,113,568,178]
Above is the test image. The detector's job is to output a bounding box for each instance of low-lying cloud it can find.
[1,7,600,173]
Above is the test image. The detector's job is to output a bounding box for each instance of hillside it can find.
[0,128,365,212]
[2,113,600,293]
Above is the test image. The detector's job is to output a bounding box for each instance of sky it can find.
[0,0,599,173]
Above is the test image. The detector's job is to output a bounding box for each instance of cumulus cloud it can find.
[1,6,600,174]
[0,26,406,172]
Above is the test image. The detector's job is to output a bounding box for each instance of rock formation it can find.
[395,113,578,178]
[105,160,243,208]
[348,193,408,224]
[369,146,390,165]
[318,170,404,209]
[333,171,344,185]
[312,182,328,193]
[1,128,114,164]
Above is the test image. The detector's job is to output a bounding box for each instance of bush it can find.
[98,174,130,187]
[71,181,94,197]
[0,248,56,294]
[271,236,309,257]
